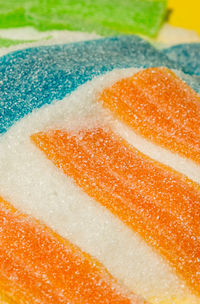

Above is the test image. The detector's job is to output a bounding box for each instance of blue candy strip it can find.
[174,70,200,95]
[0,35,181,134]
[163,43,200,76]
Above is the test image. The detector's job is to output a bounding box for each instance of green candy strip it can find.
[0,0,167,37]
[0,37,34,47]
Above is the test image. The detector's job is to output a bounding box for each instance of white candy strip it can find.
[0,69,199,303]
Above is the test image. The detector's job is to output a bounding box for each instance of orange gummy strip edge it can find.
[31,128,200,296]
[0,196,142,304]
[98,67,200,164]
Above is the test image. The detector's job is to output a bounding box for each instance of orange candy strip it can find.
[31,128,200,296]
[0,196,141,304]
[98,67,200,164]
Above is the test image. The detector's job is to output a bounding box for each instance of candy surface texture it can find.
[163,43,200,76]
[0,8,200,302]
[0,36,180,134]
[0,0,167,36]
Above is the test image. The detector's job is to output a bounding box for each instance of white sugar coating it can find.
[0,69,199,304]
[112,117,200,184]
[156,24,200,46]
[0,27,52,40]
[0,27,100,57]
[0,23,199,58]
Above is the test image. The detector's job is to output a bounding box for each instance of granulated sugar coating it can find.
[31,127,200,295]
[0,196,143,304]
[0,31,200,304]
[0,35,182,135]
[1,35,200,136]
[163,43,200,76]
[99,67,200,164]
[0,0,167,37]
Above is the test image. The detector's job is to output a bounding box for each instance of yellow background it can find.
[168,0,200,34]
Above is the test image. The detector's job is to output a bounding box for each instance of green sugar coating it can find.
[0,37,34,47]
[0,34,50,48]
[0,0,167,37]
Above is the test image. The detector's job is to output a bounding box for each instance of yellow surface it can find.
[168,0,200,34]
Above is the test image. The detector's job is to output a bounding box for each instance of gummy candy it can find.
[0,22,200,304]
[99,67,200,164]
[163,43,200,76]
[0,0,167,37]
[0,196,141,304]
[31,127,200,296]
[0,35,180,135]
[0,37,31,48]
[174,71,200,95]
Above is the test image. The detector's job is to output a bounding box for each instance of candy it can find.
[0,37,28,48]
[99,67,200,164]
[31,127,200,296]
[0,20,200,304]
[174,71,200,95]
[0,35,180,135]
[163,43,200,76]
[0,0,167,37]
[1,66,198,302]
[0,196,142,304]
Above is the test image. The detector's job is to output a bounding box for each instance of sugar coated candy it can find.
[1,65,200,303]
[173,71,200,95]
[31,126,200,296]
[163,43,200,76]
[0,10,200,303]
[98,67,200,164]
[0,196,143,304]
[0,37,32,48]
[0,35,181,134]
[0,0,167,37]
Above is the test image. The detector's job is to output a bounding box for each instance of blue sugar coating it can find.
[174,70,200,95]
[0,35,182,134]
[163,43,200,76]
